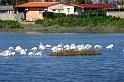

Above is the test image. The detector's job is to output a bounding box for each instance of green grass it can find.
[0,20,21,30]
[1,16,124,33]
[1,23,124,33]
[19,24,124,33]
[35,16,124,28]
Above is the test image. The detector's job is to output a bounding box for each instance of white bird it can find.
[15,46,22,52]
[8,47,14,50]
[1,50,12,57]
[57,47,63,51]
[77,45,82,51]
[31,47,37,51]
[70,43,77,50]
[39,43,45,50]
[57,44,63,48]
[28,52,34,56]
[123,49,124,52]
[85,44,92,49]
[11,52,16,55]
[94,45,102,49]
[64,45,70,50]
[19,49,27,55]
[106,44,114,50]
[45,44,52,48]
[64,45,70,48]
[35,51,42,56]
[51,46,58,52]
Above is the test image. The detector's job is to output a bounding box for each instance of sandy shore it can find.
[26,32,43,34]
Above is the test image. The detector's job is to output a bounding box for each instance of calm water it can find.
[0,33,124,82]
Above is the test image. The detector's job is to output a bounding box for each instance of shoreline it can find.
[0,24,124,33]
[0,30,124,34]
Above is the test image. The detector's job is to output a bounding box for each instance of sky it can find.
[92,0,117,3]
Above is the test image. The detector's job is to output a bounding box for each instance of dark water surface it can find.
[0,33,124,82]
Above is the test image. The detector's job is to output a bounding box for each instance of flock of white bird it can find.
[0,43,114,57]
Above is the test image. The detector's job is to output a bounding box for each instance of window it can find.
[67,8,70,13]
[52,9,56,11]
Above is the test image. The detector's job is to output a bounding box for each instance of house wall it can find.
[0,13,16,20]
[48,4,67,13]
[106,12,124,18]
[63,6,85,15]
[17,4,67,21]
[64,6,74,15]
[26,11,43,21]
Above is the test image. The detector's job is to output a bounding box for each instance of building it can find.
[15,2,112,21]
[64,4,111,15]
[15,2,67,21]
[0,5,15,20]
[0,0,15,20]
[0,5,13,13]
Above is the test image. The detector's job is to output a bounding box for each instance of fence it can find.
[106,12,124,18]
[0,13,16,20]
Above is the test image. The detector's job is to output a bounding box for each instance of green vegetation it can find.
[49,50,101,56]
[21,23,124,33]
[32,15,124,33]
[43,12,66,19]
[0,20,21,29]
[42,11,106,19]
[35,16,124,27]
[1,15,124,33]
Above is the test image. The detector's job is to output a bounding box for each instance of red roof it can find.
[71,4,111,8]
[16,2,62,8]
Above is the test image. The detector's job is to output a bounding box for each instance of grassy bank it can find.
[19,24,124,33]
[35,16,124,27]
[1,23,124,33]
[1,16,124,33]
[0,20,21,29]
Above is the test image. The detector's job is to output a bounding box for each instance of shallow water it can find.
[0,33,124,82]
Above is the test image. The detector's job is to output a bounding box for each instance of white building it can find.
[64,6,75,15]
[48,4,67,13]
[16,2,68,21]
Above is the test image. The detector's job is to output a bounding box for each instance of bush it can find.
[53,13,66,18]
[82,10,106,17]
[35,16,124,27]
[43,12,54,18]
[0,20,21,29]
[43,12,66,18]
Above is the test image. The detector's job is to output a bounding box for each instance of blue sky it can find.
[92,0,118,3]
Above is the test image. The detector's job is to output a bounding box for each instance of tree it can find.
[117,0,124,5]
[1,0,11,5]
[34,0,92,3]
[74,0,92,4]
[98,0,110,4]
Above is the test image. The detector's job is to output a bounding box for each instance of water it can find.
[0,33,124,82]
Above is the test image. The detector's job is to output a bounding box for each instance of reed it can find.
[49,50,101,56]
